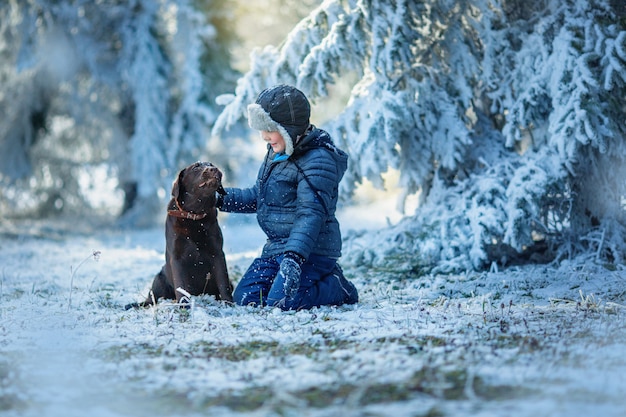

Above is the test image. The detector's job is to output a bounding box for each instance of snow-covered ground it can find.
[1,198,626,417]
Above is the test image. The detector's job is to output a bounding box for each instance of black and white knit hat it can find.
[247,84,311,156]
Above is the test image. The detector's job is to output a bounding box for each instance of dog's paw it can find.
[124,301,150,310]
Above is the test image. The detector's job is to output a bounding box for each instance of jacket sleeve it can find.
[219,185,258,213]
[284,150,338,259]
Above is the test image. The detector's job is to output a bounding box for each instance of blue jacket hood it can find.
[292,127,348,178]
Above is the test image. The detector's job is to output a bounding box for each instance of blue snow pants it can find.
[233,254,358,310]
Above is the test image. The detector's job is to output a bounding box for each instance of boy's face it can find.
[261,130,286,154]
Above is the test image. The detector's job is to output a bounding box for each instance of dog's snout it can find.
[204,166,222,180]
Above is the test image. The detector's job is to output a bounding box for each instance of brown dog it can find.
[126,162,233,309]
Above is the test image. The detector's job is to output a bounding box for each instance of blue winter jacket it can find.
[220,127,348,260]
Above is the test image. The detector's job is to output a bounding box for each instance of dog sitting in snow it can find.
[126,162,233,309]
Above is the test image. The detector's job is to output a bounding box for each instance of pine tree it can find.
[214,0,626,271]
[0,0,238,225]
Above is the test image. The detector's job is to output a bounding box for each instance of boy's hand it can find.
[278,253,303,299]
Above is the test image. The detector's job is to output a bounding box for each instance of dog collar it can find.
[168,198,208,220]
[167,209,207,220]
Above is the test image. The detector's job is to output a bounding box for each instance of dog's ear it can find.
[217,185,227,196]
[172,168,186,199]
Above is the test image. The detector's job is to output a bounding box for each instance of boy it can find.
[218,84,358,310]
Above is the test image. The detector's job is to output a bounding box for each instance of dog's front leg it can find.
[170,262,191,304]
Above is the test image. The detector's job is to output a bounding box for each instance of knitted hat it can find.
[247,84,311,156]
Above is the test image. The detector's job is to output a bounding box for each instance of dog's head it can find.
[171,162,226,208]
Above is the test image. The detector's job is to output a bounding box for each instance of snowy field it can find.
[1,201,626,417]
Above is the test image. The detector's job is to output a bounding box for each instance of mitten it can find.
[215,192,224,209]
[278,252,304,299]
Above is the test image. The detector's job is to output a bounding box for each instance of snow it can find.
[1,197,626,417]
